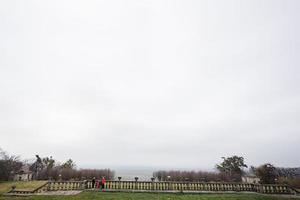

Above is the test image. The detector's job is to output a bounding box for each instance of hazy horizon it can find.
[1,0,299,170]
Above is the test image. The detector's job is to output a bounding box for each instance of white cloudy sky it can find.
[0,0,299,170]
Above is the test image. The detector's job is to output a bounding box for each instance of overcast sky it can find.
[0,0,299,170]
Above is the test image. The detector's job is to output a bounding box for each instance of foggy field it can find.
[1,192,300,200]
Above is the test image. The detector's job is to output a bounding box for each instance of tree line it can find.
[153,155,300,188]
[1,148,299,189]
[0,148,114,181]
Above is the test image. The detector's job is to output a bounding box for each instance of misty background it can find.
[0,0,299,171]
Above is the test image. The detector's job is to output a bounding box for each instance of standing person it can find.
[101,176,106,190]
[92,177,96,189]
[96,179,100,189]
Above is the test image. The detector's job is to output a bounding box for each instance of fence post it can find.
[134,176,139,190]
[118,177,122,190]
[151,177,155,190]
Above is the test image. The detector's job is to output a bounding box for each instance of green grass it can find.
[0,181,47,195]
[1,192,300,200]
[0,182,299,200]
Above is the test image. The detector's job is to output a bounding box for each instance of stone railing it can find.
[8,180,299,195]
[97,181,294,194]
[46,181,86,191]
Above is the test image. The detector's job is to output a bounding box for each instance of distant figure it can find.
[96,179,100,189]
[92,177,96,188]
[101,177,106,190]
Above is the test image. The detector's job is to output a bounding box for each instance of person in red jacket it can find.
[101,176,106,190]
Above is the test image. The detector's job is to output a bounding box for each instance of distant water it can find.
[114,168,154,181]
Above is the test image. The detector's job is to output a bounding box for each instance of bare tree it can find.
[0,148,23,181]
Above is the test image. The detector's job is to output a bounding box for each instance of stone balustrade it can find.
[8,180,298,195]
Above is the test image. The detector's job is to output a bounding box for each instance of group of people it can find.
[91,177,106,190]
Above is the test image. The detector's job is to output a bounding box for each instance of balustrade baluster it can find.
[225,183,228,191]
[217,183,220,191]
[278,185,283,194]
[270,185,274,193]
[262,185,266,193]
[274,185,278,193]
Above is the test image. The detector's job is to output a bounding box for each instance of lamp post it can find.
[134,177,138,190]
[185,178,189,190]
[167,176,171,190]
[118,177,122,190]
[151,177,155,190]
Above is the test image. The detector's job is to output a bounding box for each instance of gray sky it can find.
[0,0,299,170]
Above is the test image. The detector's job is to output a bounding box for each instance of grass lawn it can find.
[0,181,47,195]
[0,192,300,200]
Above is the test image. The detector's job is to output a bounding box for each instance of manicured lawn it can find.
[0,192,300,200]
[0,182,299,200]
[0,181,47,195]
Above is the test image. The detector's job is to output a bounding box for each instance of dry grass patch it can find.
[0,181,47,194]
